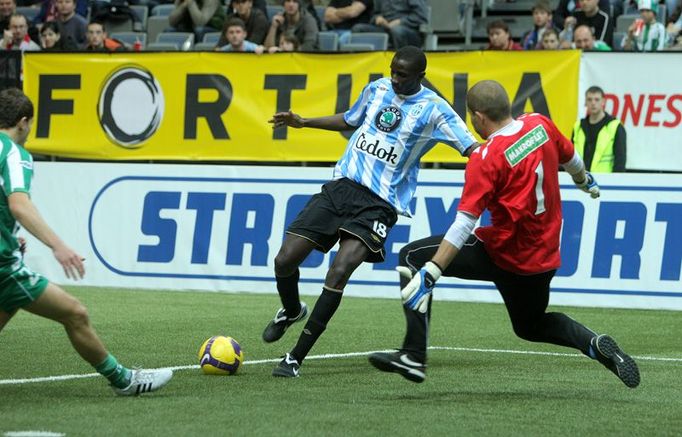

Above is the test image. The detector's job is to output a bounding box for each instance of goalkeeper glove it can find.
[398,261,442,313]
[575,172,600,199]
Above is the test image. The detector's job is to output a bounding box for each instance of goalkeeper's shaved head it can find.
[467,80,511,122]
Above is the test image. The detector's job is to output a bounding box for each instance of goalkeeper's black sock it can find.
[291,287,342,362]
[400,297,431,363]
[276,269,301,317]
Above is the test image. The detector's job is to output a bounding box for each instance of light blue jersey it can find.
[335,78,476,216]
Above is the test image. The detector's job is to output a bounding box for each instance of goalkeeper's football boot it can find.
[113,368,173,396]
[272,353,301,378]
[262,302,308,343]
[368,351,426,383]
[591,334,640,388]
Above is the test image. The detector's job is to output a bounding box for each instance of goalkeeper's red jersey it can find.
[458,113,576,274]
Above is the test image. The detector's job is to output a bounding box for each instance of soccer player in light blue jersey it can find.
[0,88,172,396]
[264,46,478,378]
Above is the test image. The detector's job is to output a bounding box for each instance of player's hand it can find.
[53,244,85,280]
[268,110,304,128]
[574,171,600,199]
[399,261,441,313]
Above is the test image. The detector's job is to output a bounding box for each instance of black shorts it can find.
[286,178,398,263]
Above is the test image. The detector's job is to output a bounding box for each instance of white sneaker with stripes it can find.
[113,368,173,396]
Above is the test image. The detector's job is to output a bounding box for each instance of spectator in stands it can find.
[562,0,614,46]
[522,0,558,49]
[553,0,610,30]
[223,0,268,45]
[622,0,667,50]
[540,27,561,48]
[485,19,522,50]
[1,13,39,50]
[323,0,372,45]
[565,23,612,49]
[83,21,126,51]
[268,32,299,52]
[217,17,264,52]
[33,0,87,26]
[39,19,78,49]
[572,85,626,172]
[668,2,682,37]
[56,0,86,47]
[264,0,318,52]
[351,0,427,49]
[168,0,225,43]
[228,0,267,17]
[0,0,14,32]
[667,28,682,48]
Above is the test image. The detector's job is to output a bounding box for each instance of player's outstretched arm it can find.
[269,111,352,131]
[8,192,85,279]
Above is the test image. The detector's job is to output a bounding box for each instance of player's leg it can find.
[0,309,17,332]
[396,234,443,362]
[262,183,341,343]
[496,272,640,387]
[370,236,499,382]
[273,237,369,377]
[261,233,317,343]
[24,283,172,395]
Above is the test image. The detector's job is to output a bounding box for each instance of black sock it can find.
[400,296,431,363]
[537,312,596,355]
[276,269,301,317]
[291,287,342,362]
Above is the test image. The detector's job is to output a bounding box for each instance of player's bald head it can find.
[467,80,511,122]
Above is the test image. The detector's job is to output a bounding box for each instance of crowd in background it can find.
[0,0,679,52]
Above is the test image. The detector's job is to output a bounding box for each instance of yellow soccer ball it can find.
[198,336,244,375]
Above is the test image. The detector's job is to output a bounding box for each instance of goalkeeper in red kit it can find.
[369,80,640,388]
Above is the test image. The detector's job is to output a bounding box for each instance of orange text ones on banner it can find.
[22,51,579,162]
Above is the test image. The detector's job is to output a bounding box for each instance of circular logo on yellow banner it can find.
[98,66,164,148]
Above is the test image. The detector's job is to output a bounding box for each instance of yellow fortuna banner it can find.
[23,51,579,162]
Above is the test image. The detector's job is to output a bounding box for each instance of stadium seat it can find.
[152,4,175,16]
[111,32,147,49]
[314,5,326,30]
[146,15,170,47]
[156,32,194,51]
[202,32,221,44]
[616,14,638,32]
[348,33,388,50]
[419,4,439,51]
[146,42,180,51]
[339,42,374,51]
[612,31,626,50]
[105,18,134,34]
[317,31,339,51]
[16,6,39,23]
[472,15,534,39]
[130,5,148,31]
[266,5,283,20]
[194,41,217,50]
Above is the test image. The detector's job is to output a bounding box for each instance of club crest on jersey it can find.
[375,106,403,132]
[408,104,424,118]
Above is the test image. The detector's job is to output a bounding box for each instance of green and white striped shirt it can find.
[0,132,34,268]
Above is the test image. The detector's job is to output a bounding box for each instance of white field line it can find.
[3,432,65,436]
[1,346,679,386]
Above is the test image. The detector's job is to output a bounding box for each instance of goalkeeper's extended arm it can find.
[562,152,600,199]
[401,212,477,312]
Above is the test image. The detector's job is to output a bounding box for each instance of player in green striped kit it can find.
[0,88,172,396]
